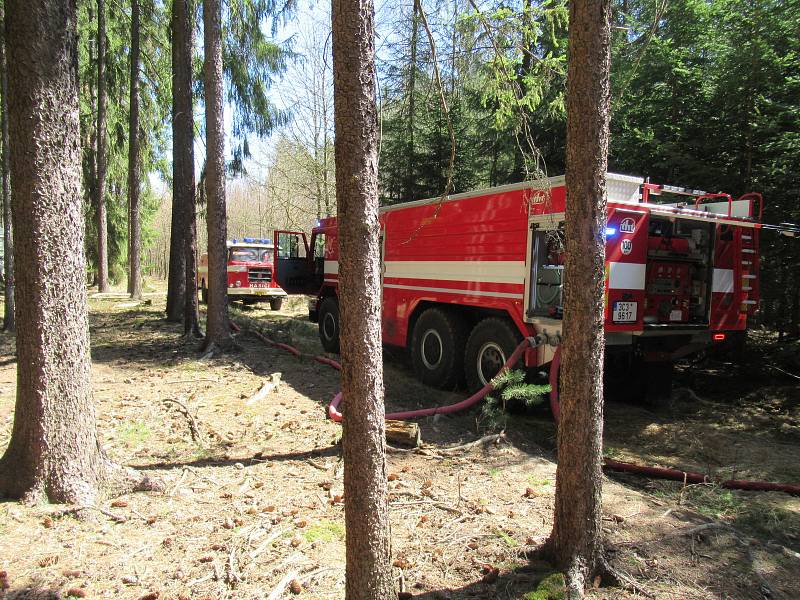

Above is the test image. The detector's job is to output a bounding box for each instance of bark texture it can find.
[127,0,142,300]
[331,0,396,597]
[95,0,109,293]
[0,3,14,332]
[0,0,107,503]
[172,0,201,337]
[166,73,187,328]
[202,0,231,348]
[547,0,612,595]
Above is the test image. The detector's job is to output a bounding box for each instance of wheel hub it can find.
[477,342,506,386]
[323,312,336,340]
[420,329,443,370]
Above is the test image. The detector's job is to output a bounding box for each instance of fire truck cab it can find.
[199,238,288,311]
[272,173,762,399]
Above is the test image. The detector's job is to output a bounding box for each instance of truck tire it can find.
[318,297,340,354]
[464,317,523,392]
[270,297,284,311]
[200,280,208,304]
[410,308,467,390]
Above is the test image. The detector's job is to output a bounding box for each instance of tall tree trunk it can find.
[331,0,396,597]
[95,0,109,292]
[405,0,418,201]
[513,0,534,180]
[203,0,231,348]
[166,0,188,326]
[0,3,14,332]
[0,0,154,504]
[547,0,612,595]
[173,0,201,337]
[127,0,142,300]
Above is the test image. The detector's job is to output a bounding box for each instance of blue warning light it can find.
[605,227,618,238]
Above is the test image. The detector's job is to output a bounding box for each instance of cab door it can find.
[273,230,314,294]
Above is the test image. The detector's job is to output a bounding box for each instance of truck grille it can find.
[248,267,272,284]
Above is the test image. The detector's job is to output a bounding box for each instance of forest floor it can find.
[0,292,799,599]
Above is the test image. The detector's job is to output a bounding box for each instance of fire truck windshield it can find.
[229,247,271,263]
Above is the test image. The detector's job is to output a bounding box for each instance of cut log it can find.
[386,420,421,448]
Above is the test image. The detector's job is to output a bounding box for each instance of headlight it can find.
[235,280,241,287]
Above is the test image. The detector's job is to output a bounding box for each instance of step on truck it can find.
[199,237,288,311]
[271,174,762,401]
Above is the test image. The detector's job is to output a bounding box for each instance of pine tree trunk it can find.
[166,20,187,333]
[127,0,142,300]
[547,0,612,595]
[513,0,534,180]
[95,0,109,293]
[173,0,201,337]
[203,0,231,348]
[331,0,396,597]
[405,0,418,201]
[0,0,110,504]
[0,3,14,332]
[168,0,189,323]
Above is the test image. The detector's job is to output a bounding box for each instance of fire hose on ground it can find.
[243,323,800,496]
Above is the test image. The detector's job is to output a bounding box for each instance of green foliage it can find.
[78,0,170,284]
[223,0,295,174]
[116,420,152,448]
[494,527,518,547]
[480,369,549,430]
[522,572,565,600]
[684,484,743,520]
[379,0,569,204]
[302,519,345,543]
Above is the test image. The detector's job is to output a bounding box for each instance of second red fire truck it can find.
[270,173,762,399]
[199,238,288,311]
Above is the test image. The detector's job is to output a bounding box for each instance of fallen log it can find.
[386,420,421,448]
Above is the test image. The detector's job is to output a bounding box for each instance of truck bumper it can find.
[228,288,287,298]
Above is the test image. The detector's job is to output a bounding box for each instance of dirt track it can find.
[0,295,797,599]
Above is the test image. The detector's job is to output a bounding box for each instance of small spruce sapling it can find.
[480,369,550,430]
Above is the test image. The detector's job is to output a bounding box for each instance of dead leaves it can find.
[38,555,59,568]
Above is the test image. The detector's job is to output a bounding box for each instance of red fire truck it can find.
[199,238,288,311]
[271,173,762,398]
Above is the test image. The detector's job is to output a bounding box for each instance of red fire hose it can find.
[245,324,799,496]
[249,328,536,423]
[327,338,535,422]
[547,347,800,496]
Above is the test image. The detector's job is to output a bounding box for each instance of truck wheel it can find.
[410,308,467,390]
[464,317,523,392]
[200,280,208,304]
[270,298,284,311]
[318,297,340,354]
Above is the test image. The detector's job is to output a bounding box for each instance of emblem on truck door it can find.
[620,217,636,234]
[621,239,633,255]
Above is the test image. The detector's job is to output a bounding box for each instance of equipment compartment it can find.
[644,217,714,325]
